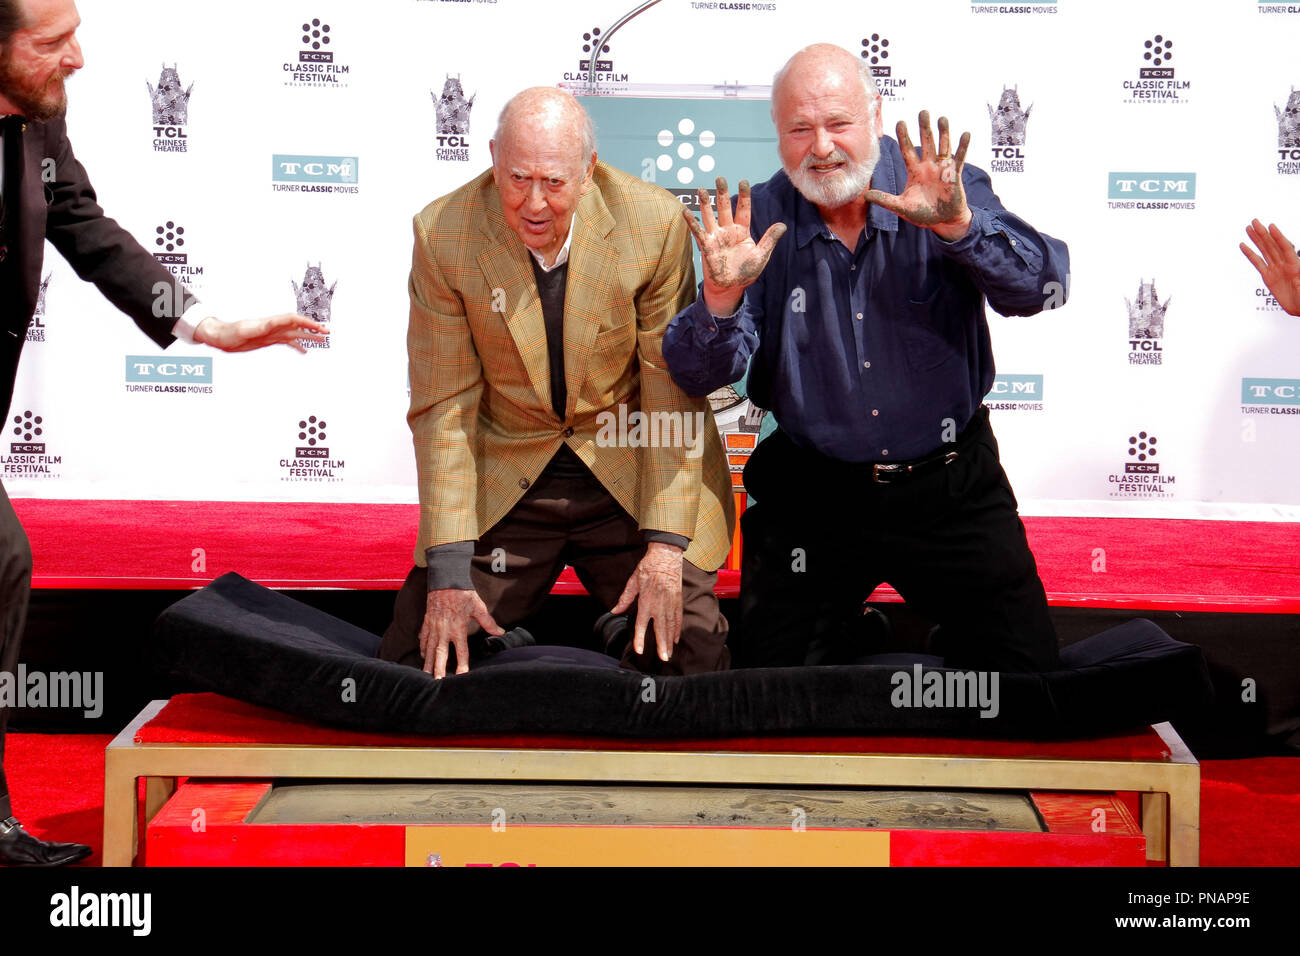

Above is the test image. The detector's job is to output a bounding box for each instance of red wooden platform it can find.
[144,780,1146,867]
[105,694,1200,865]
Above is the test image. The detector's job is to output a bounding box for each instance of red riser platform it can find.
[145,781,1145,867]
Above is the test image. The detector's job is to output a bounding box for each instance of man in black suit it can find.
[0,0,327,865]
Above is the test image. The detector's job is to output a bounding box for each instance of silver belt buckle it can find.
[871,463,902,484]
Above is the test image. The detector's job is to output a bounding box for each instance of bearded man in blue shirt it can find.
[664,43,1070,673]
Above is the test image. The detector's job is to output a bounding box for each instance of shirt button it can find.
[1010,239,1018,246]
[872,409,879,416]
[863,361,870,369]
[519,478,530,490]
[881,449,889,456]
[563,427,574,438]
[856,312,863,320]
[851,264,857,270]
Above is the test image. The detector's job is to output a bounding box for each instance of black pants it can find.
[0,479,34,819]
[735,408,1059,673]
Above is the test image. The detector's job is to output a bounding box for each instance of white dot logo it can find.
[654,117,716,186]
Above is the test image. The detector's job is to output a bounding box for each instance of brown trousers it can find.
[379,466,730,675]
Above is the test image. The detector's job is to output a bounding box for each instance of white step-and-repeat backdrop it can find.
[8,0,1300,520]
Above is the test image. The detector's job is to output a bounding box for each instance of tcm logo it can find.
[578,24,611,72]
[859,33,890,75]
[1140,34,1173,72]
[272,154,358,183]
[10,409,44,453]
[296,415,328,456]
[1242,378,1300,405]
[1124,431,1159,473]
[125,356,213,383]
[300,17,333,61]
[1107,173,1195,198]
[651,117,717,189]
[986,374,1043,399]
[153,221,186,264]
[859,34,905,97]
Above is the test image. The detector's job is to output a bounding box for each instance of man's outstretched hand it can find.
[193,313,329,353]
[682,177,786,316]
[864,110,972,241]
[1241,219,1300,317]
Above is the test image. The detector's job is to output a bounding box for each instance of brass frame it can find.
[103,701,1199,866]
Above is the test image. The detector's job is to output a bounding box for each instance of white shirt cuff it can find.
[172,301,210,344]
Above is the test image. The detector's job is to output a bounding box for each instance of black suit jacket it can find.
[1,115,185,418]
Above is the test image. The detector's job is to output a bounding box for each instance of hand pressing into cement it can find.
[611,541,684,664]
[420,588,504,678]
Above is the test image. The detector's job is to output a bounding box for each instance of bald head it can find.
[772,43,879,119]
[489,87,598,267]
[770,43,883,212]
[493,87,595,168]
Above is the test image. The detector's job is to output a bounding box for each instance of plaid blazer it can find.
[406,161,734,571]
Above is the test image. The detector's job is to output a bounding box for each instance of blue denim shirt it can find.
[663,135,1070,463]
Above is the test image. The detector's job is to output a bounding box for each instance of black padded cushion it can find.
[150,573,1214,739]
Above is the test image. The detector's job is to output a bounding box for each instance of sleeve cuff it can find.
[644,530,689,551]
[705,297,742,321]
[425,542,475,591]
[172,300,208,344]
[934,206,989,254]
[690,294,744,343]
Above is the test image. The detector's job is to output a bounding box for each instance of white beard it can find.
[786,134,881,209]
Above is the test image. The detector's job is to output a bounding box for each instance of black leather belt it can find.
[870,449,960,484]
[866,406,989,484]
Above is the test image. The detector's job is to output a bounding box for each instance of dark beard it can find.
[0,49,69,121]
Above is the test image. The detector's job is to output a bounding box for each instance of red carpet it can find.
[9,501,1299,865]
[4,730,1297,866]
[13,499,1300,610]
[12,499,414,589]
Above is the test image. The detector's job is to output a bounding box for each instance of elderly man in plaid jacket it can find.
[379,88,734,678]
